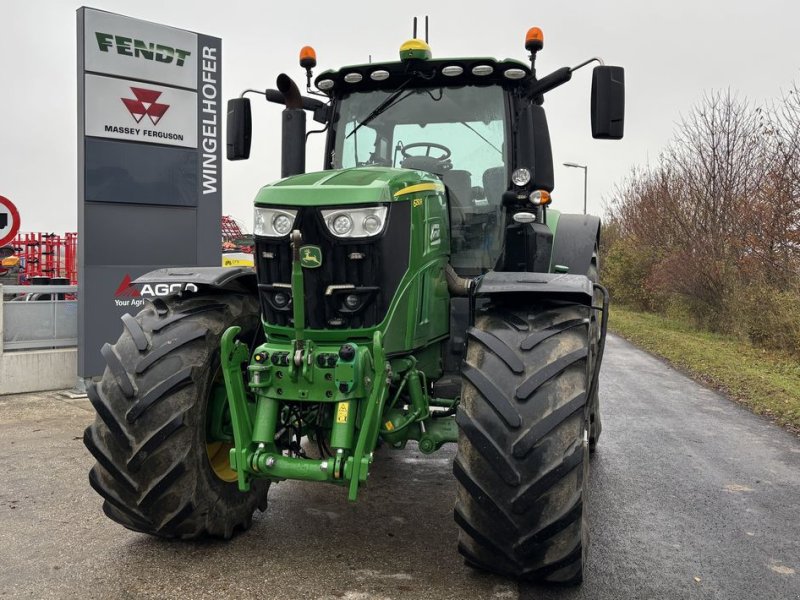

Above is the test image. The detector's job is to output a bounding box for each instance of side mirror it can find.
[591,66,625,139]
[226,98,252,160]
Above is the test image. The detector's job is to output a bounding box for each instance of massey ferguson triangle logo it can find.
[121,87,169,126]
[115,274,141,298]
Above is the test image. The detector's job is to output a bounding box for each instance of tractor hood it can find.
[254,167,444,207]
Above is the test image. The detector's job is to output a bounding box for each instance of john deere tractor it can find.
[84,26,624,584]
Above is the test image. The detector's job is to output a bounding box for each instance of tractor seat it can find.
[482,166,507,205]
[441,170,473,229]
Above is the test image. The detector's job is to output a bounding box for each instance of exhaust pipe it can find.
[276,74,306,177]
[445,264,472,297]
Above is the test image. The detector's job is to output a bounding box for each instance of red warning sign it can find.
[0,195,20,247]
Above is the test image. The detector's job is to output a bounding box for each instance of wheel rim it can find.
[206,372,238,483]
[206,441,238,482]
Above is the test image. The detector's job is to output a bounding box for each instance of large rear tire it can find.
[454,302,592,584]
[83,292,269,539]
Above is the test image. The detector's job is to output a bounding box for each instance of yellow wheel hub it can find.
[206,441,237,482]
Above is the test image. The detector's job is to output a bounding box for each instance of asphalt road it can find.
[0,334,798,599]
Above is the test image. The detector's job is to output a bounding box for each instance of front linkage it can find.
[219,231,456,501]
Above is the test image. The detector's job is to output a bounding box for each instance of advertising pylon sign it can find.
[77,7,222,377]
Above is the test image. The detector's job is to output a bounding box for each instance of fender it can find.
[133,266,257,295]
[550,213,600,275]
[474,272,593,306]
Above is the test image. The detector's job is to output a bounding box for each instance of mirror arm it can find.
[241,87,324,111]
[570,56,605,73]
[528,57,607,100]
[239,87,329,124]
[240,88,266,99]
[528,67,572,99]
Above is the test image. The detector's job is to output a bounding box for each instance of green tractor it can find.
[84,25,624,584]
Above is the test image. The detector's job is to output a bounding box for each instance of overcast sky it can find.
[2,0,799,233]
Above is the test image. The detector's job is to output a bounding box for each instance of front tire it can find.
[454,302,592,584]
[587,245,603,450]
[84,292,269,539]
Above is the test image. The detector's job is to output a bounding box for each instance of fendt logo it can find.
[114,274,198,309]
[121,87,169,126]
[95,32,191,67]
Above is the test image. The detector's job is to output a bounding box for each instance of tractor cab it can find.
[321,50,519,276]
[228,32,624,278]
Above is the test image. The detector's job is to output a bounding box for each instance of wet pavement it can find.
[1,334,798,599]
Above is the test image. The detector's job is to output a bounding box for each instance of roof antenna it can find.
[413,16,417,39]
[425,16,429,43]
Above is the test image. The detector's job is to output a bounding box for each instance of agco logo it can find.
[121,87,169,126]
[114,274,198,308]
[114,274,141,298]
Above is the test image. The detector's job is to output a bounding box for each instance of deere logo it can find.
[300,246,322,268]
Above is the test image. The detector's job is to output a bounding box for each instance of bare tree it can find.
[603,85,800,342]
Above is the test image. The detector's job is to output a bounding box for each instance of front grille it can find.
[255,203,411,329]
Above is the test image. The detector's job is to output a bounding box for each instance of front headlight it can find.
[254,207,298,237]
[331,214,354,236]
[321,206,388,238]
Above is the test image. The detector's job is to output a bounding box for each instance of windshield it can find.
[331,85,508,275]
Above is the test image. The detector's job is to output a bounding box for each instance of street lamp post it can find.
[563,162,588,215]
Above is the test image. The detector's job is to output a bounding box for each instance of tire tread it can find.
[454,302,593,584]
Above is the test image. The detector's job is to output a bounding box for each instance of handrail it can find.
[3,285,77,295]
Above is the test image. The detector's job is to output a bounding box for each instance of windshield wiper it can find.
[346,79,413,139]
[460,121,502,154]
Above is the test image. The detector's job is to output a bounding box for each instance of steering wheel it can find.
[401,142,452,161]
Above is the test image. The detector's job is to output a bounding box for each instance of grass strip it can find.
[610,306,800,433]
